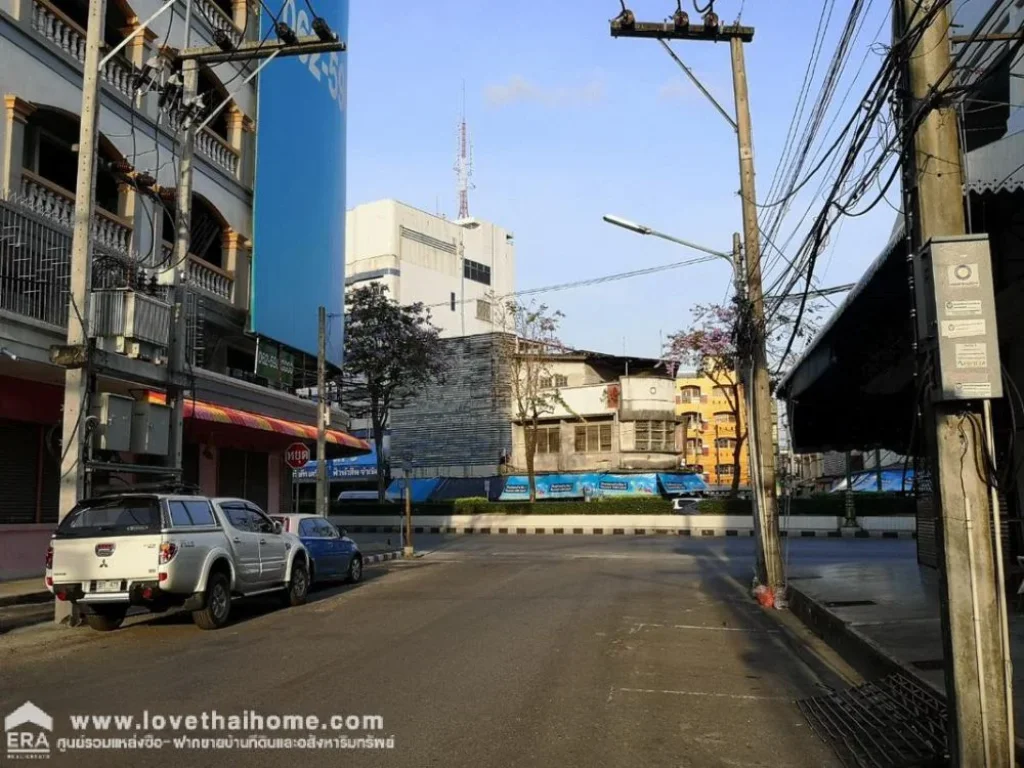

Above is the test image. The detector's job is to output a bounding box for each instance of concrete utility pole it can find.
[316,305,327,516]
[163,21,345,496]
[901,1,1012,764]
[56,0,107,626]
[610,12,784,591]
[165,5,197,479]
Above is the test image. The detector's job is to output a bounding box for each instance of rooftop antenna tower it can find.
[455,82,474,219]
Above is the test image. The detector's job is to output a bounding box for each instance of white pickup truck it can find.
[46,492,310,631]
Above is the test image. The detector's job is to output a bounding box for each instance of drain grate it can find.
[799,673,948,768]
[824,599,878,608]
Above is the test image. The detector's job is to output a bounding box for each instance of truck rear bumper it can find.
[53,581,200,612]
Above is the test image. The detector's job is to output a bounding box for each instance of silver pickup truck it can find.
[46,492,310,631]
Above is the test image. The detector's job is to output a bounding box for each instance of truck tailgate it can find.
[51,535,162,584]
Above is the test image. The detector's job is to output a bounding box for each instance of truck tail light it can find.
[158,542,178,564]
[45,545,53,570]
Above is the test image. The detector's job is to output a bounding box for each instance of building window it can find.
[553,374,568,387]
[717,463,736,476]
[533,426,561,454]
[681,411,701,429]
[712,385,734,401]
[715,437,736,450]
[686,438,703,454]
[714,411,736,424]
[635,421,675,452]
[450,292,456,311]
[463,259,491,285]
[574,424,612,453]
[476,299,491,322]
[678,385,701,404]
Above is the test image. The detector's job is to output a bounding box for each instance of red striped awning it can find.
[147,392,368,451]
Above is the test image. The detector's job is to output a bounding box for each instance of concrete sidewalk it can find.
[787,553,1024,739]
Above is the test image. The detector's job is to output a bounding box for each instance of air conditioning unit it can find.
[90,288,171,361]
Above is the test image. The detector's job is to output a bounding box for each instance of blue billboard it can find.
[252,0,348,365]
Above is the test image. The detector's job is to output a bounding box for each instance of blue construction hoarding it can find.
[499,473,706,501]
[251,0,348,365]
[294,442,377,482]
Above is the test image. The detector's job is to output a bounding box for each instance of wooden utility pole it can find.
[901,1,1012,764]
[56,0,107,626]
[316,305,327,516]
[610,14,784,591]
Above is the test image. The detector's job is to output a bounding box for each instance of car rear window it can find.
[56,497,164,538]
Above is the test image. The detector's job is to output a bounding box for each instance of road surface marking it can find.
[610,687,793,702]
[627,622,778,634]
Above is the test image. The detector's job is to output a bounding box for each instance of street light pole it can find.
[609,11,785,595]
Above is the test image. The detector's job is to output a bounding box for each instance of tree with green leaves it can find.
[341,283,446,501]
[493,298,566,502]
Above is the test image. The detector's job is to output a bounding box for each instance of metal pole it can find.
[729,35,784,592]
[900,1,1012,763]
[844,451,856,527]
[165,4,196,484]
[316,305,327,516]
[56,0,108,626]
[403,477,414,558]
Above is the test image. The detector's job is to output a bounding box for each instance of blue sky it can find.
[345,0,899,358]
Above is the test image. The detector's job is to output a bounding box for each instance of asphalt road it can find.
[0,537,907,767]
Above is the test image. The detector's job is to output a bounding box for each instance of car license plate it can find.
[95,580,122,592]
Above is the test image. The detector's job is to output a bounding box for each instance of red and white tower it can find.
[454,84,474,219]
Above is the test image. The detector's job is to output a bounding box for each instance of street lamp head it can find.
[602,214,650,235]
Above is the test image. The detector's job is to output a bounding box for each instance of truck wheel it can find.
[84,606,127,632]
[192,572,231,630]
[282,560,309,607]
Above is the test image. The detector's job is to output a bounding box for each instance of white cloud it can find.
[485,75,606,108]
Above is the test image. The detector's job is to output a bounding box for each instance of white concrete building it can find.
[345,199,515,337]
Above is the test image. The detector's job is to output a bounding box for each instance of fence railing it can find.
[193,0,243,47]
[20,171,133,256]
[31,0,137,100]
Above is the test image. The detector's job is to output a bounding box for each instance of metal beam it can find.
[610,21,754,42]
[177,35,345,64]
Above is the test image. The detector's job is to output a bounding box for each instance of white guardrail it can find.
[330,515,916,538]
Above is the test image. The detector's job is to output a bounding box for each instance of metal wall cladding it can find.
[390,333,512,474]
[90,289,171,346]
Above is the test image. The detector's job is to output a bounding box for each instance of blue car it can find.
[271,514,362,585]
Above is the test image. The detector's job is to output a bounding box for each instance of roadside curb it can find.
[787,584,1024,762]
[362,551,402,566]
[348,525,914,539]
[0,589,52,609]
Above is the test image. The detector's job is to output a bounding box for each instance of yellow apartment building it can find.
[675,372,751,488]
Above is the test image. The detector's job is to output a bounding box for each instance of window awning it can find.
[183,400,368,450]
[146,391,369,452]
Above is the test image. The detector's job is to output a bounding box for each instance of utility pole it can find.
[165,2,197,481]
[900,0,1012,764]
[403,479,413,558]
[316,306,327,516]
[56,0,107,626]
[161,18,345,497]
[610,10,784,592]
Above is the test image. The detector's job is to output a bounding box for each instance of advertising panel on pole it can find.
[251,0,348,365]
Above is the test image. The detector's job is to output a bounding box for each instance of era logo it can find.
[5,701,52,759]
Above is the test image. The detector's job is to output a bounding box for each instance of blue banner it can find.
[498,473,700,501]
[294,440,377,482]
[595,474,659,496]
[252,0,348,364]
[657,473,708,494]
[500,474,585,501]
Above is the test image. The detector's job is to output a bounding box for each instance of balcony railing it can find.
[31,0,136,100]
[194,0,244,48]
[159,242,234,303]
[195,127,241,178]
[20,171,134,256]
[0,191,139,329]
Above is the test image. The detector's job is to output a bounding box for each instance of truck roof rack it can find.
[92,482,201,497]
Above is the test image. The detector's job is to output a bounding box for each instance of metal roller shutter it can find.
[0,420,41,524]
